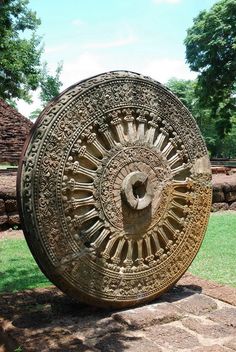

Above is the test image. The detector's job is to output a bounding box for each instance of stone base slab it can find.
[0,273,235,352]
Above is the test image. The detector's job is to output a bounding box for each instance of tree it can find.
[29,62,63,120]
[0,0,62,105]
[39,62,63,106]
[166,78,197,114]
[166,78,233,157]
[0,0,42,102]
[184,0,236,138]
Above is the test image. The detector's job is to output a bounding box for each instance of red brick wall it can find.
[0,99,33,164]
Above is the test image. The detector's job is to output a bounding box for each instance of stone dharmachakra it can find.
[17,71,212,308]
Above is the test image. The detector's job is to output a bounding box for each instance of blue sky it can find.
[18,0,218,117]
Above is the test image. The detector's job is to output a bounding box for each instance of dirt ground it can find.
[0,229,23,240]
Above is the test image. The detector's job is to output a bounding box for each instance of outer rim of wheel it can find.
[17,71,212,308]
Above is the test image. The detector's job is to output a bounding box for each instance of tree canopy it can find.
[0,0,62,105]
[184,0,236,138]
[167,77,236,158]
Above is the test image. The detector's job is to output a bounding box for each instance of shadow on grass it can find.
[0,265,50,293]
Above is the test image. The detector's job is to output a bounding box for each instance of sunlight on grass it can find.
[0,212,235,293]
[0,239,50,292]
[189,212,236,287]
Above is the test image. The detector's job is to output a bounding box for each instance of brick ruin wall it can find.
[0,99,33,164]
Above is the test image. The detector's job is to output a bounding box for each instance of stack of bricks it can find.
[0,173,20,228]
[0,99,33,164]
[212,174,236,211]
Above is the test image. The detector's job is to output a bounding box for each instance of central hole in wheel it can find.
[132,181,146,199]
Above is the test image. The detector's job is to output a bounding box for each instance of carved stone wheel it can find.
[18,71,212,308]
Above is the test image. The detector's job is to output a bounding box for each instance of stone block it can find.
[224,337,236,351]
[182,317,235,338]
[0,199,5,214]
[175,294,218,315]
[213,183,223,192]
[146,325,200,350]
[225,191,236,202]
[208,307,236,328]
[212,190,225,203]
[112,302,184,329]
[0,214,8,225]
[5,199,17,212]
[229,202,236,210]
[211,203,229,212]
[194,346,232,352]
[8,213,20,226]
[95,332,163,352]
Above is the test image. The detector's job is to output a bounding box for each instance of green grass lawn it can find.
[189,212,236,287]
[0,212,235,293]
[0,239,50,292]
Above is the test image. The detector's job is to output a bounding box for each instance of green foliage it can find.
[189,212,236,287]
[14,348,23,352]
[0,0,63,107]
[39,61,63,105]
[29,62,63,120]
[185,0,236,138]
[0,0,42,102]
[166,78,236,157]
[166,78,196,113]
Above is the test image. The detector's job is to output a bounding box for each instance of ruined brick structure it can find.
[0,99,33,164]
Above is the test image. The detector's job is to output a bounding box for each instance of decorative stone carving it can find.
[17,71,212,308]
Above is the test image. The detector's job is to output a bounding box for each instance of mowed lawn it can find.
[0,239,51,292]
[0,212,235,293]
[189,212,236,287]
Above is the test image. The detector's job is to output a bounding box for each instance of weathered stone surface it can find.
[225,191,236,202]
[0,214,8,225]
[229,202,236,211]
[178,273,236,307]
[175,294,218,315]
[0,199,5,214]
[112,302,184,329]
[95,332,163,352]
[182,317,235,338]
[0,99,32,164]
[17,71,212,308]
[213,190,225,203]
[224,337,236,351]
[208,307,236,328]
[5,199,17,213]
[0,175,16,199]
[145,325,200,349]
[223,182,236,193]
[212,202,229,212]
[0,279,236,352]
[8,213,20,226]
[194,345,233,352]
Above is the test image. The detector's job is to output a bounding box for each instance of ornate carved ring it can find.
[17,71,212,308]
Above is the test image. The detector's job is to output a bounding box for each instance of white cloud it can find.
[44,44,71,55]
[60,52,105,89]
[153,0,181,4]
[140,58,197,83]
[17,90,41,119]
[17,56,196,118]
[85,34,137,49]
[71,19,85,27]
